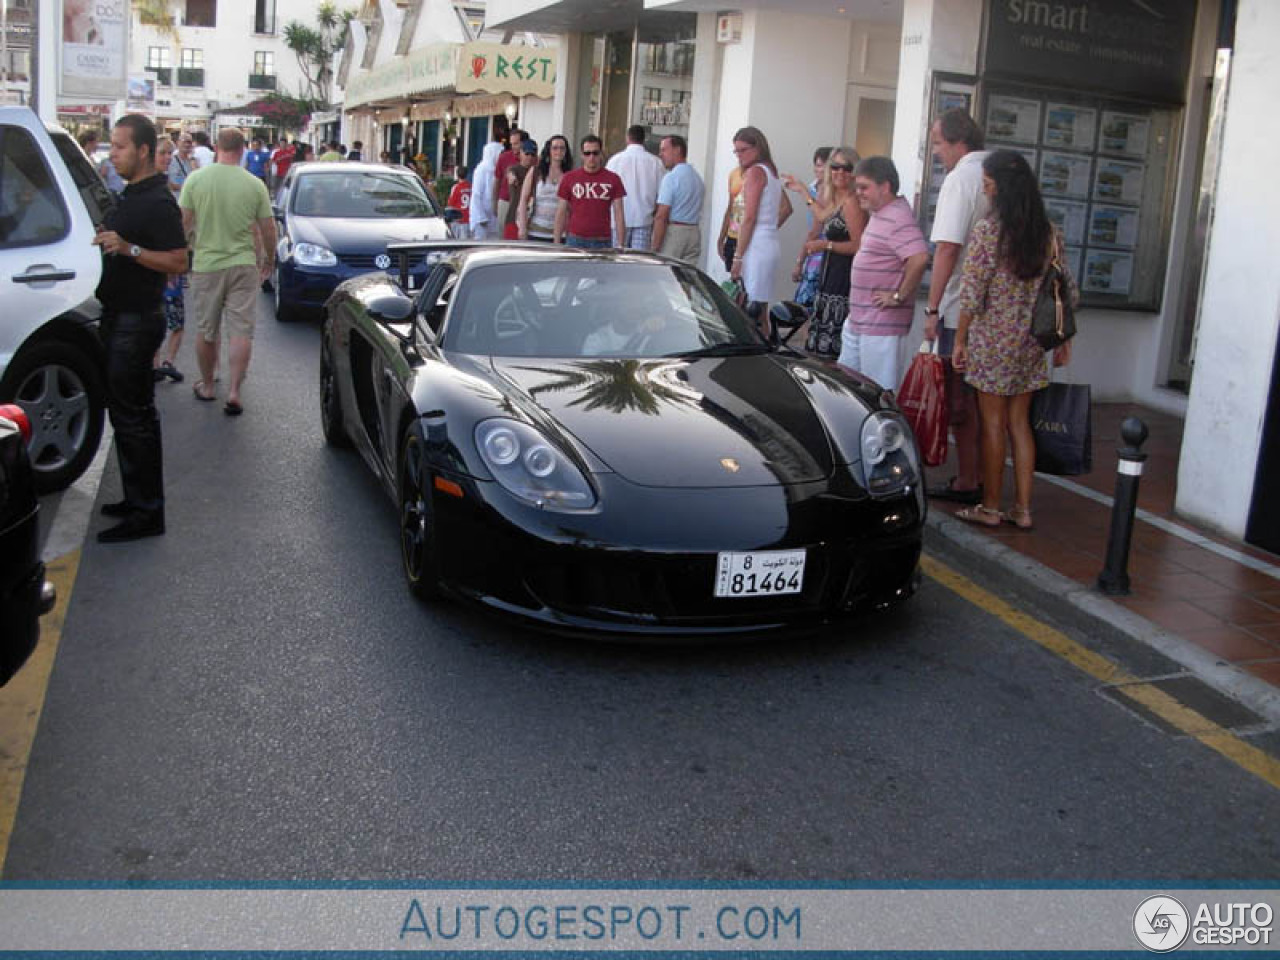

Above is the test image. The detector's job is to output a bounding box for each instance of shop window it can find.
[982,82,1179,311]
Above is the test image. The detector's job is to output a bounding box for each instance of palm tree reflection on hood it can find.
[518,360,704,416]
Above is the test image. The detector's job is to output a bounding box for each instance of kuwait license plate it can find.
[714,549,806,598]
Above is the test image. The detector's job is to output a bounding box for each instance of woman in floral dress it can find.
[952,150,1076,530]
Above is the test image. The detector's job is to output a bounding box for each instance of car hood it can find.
[290,215,448,251]
[490,356,838,487]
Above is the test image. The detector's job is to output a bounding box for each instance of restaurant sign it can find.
[455,42,557,98]
[985,0,1197,103]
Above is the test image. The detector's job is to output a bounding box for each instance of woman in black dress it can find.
[785,146,866,358]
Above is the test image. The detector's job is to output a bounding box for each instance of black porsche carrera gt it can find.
[320,243,924,637]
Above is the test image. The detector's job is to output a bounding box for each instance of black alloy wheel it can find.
[0,342,105,494]
[399,424,443,600]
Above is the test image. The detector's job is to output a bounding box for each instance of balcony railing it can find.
[177,67,205,87]
[146,66,172,85]
[248,73,277,90]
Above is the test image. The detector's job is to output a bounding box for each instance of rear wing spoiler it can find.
[385,240,530,291]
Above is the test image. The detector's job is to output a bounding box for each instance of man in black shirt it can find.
[92,114,188,543]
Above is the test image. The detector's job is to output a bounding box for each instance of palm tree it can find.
[283,2,355,107]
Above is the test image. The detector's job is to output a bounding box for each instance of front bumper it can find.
[431,473,924,639]
[282,258,431,311]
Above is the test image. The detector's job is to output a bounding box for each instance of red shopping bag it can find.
[898,340,949,467]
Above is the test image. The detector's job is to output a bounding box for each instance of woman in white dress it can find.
[729,126,793,335]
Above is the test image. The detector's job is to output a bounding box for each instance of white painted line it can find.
[41,424,112,563]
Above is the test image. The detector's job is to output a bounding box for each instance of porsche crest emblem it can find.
[720,458,740,473]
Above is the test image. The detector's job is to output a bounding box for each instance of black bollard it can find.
[1097,417,1149,596]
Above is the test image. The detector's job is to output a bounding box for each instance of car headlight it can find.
[293,242,337,267]
[475,419,595,510]
[858,411,920,498]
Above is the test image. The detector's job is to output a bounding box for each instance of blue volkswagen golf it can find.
[272,162,450,321]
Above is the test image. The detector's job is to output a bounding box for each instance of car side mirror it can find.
[368,291,415,326]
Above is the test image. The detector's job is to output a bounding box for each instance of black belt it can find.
[670,221,698,226]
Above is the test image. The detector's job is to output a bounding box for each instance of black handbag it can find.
[1031,235,1075,350]
[1031,380,1093,476]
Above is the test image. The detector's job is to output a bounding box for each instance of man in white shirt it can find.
[191,130,215,169]
[924,108,990,505]
[606,124,664,250]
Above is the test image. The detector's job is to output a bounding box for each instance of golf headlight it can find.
[293,242,337,267]
[475,419,595,510]
[858,412,919,497]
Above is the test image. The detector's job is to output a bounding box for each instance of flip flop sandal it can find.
[1005,506,1034,530]
[193,381,216,402]
[955,505,1004,527]
[223,401,244,416]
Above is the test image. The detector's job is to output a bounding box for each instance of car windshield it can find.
[291,171,438,219]
[443,261,765,358]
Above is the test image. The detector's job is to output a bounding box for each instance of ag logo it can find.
[1134,896,1190,952]
[374,254,391,270]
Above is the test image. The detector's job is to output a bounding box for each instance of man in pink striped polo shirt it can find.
[840,156,929,392]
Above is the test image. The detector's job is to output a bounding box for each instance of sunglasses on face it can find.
[829,162,854,173]
[582,149,601,156]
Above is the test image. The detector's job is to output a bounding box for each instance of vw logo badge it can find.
[375,254,391,270]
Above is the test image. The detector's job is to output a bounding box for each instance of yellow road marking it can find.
[0,549,80,873]
[921,553,1280,792]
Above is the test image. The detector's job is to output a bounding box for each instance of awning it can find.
[343,41,558,110]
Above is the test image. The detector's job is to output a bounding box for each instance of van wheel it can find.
[0,342,105,494]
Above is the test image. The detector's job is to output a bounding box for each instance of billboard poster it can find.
[126,73,154,114]
[60,0,127,99]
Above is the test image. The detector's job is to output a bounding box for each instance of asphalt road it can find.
[5,292,1278,882]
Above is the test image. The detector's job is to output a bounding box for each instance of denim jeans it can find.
[100,309,167,516]
[566,235,611,250]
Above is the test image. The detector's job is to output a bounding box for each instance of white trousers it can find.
[838,333,906,393]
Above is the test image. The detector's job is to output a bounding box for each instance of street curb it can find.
[925,510,1280,727]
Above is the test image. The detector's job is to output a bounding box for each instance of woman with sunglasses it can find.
[784,146,866,358]
[518,135,574,242]
[729,126,793,333]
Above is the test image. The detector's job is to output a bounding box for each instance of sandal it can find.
[193,381,216,402]
[1005,506,1034,530]
[955,504,1004,527]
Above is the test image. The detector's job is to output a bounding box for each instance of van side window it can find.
[0,128,71,249]
[48,129,114,230]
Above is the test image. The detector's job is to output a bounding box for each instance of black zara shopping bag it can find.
[1030,381,1093,476]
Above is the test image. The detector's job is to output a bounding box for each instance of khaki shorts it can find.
[191,264,260,342]
[659,223,701,264]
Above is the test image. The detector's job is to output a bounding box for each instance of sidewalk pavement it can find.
[924,402,1280,718]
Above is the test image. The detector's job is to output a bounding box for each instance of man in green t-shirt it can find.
[179,128,276,415]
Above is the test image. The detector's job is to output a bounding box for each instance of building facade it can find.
[338,0,557,177]
[482,0,1275,552]
[128,0,327,135]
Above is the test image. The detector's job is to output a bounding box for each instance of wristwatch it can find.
[128,244,142,258]
[924,307,940,316]
[891,291,902,304]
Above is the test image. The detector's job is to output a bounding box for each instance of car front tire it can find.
[0,341,105,495]
[399,423,444,601]
[273,263,295,322]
